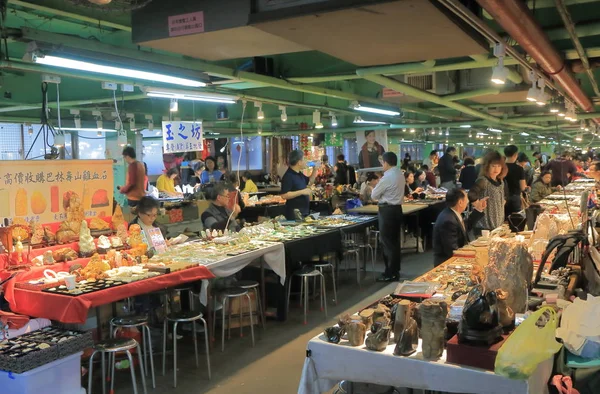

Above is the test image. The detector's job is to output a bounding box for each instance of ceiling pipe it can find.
[554,0,600,97]
[476,0,595,114]
[355,73,545,129]
[483,0,598,18]
[8,0,131,31]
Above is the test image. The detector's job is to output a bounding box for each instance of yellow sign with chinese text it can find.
[0,160,114,224]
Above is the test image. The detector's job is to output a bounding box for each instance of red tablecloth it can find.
[4,262,215,324]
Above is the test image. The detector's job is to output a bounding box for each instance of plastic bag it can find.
[495,306,562,379]
[346,198,362,210]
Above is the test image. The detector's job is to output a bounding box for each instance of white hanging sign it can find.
[162,121,203,153]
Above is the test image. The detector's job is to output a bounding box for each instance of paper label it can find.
[168,11,205,37]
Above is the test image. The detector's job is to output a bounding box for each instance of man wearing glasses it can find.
[201,183,242,232]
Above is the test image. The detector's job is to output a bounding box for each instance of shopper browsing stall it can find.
[432,188,487,267]
[119,146,146,208]
[201,183,241,232]
[439,146,458,190]
[280,150,317,220]
[334,154,349,185]
[544,151,577,187]
[468,150,506,235]
[359,172,380,204]
[504,145,527,218]
[371,152,405,282]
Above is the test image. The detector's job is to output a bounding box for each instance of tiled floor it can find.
[110,249,435,394]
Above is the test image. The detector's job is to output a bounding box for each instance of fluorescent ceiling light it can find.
[279,106,287,122]
[487,127,502,133]
[60,127,117,132]
[34,55,206,87]
[170,99,178,112]
[145,88,237,104]
[537,135,545,139]
[353,116,386,125]
[351,102,401,116]
[520,132,530,136]
[460,124,471,128]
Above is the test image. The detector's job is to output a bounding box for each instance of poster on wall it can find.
[162,121,203,153]
[355,129,388,168]
[0,160,114,224]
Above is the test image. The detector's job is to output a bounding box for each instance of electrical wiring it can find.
[224,100,246,232]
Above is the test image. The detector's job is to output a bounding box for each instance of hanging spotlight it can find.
[510,136,514,142]
[469,132,472,138]
[96,118,103,130]
[117,130,127,147]
[127,113,135,131]
[490,43,509,85]
[170,98,178,112]
[279,106,287,122]
[557,98,567,117]
[549,96,559,113]
[526,71,539,102]
[535,78,548,106]
[313,110,323,128]
[97,131,102,137]
[410,128,416,133]
[256,102,264,120]
[54,132,65,147]
[257,125,263,135]
[329,112,338,127]
[28,126,33,135]
[145,114,154,131]
[581,120,586,130]
[445,127,450,136]
[438,128,442,135]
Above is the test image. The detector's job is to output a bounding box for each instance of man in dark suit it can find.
[432,188,488,267]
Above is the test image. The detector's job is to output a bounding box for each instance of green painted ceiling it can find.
[0,0,599,148]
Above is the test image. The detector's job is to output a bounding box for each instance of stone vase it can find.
[392,300,411,343]
[347,321,367,346]
[394,317,419,356]
[419,299,448,360]
[366,326,391,352]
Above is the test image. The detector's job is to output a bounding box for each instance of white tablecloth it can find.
[199,241,286,305]
[299,334,553,394]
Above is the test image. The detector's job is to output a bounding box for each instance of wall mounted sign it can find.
[168,11,205,37]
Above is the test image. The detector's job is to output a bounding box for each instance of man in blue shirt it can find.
[371,152,405,282]
[281,150,317,220]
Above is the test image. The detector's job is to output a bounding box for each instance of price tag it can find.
[145,227,168,254]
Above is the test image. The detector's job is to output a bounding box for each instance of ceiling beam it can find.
[0,94,147,113]
[8,0,131,32]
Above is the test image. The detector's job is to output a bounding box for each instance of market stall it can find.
[298,181,598,394]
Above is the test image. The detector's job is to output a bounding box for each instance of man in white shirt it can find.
[371,152,405,282]
[432,188,487,267]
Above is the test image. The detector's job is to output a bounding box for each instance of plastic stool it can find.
[109,315,155,389]
[87,338,147,394]
[162,311,211,388]
[237,280,265,329]
[286,266,328,325]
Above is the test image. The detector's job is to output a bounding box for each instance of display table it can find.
[5,263,215,324]
[347,202,440,216]
[299,334,553,394]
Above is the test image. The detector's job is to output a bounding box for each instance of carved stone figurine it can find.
[324,326,345,344]
[394,315,419,356]
[419,299,448,360]
[392,300,411,343]
[15,236,23,263]
[496,289,515,328]
[366,326,391,352]
[346,320,367,347]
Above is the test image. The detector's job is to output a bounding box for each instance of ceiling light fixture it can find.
[535,78,548,106]
[353,116,386,125]
[313,110,322,128]
[144,88,237,104]
[410,128,416,133]
[279,106,287,122]
[33,54,206,87]
[520,132,530,136]
[169,98,178,112]
[145,114,154,131]
[97,131,102,137]
[490,43,509,85]
[460,124,471,128]
[526,71,539,102]
[549,96,559,113]
[330,112,338,127]
[350,101,401,116]
[445,127,450,136]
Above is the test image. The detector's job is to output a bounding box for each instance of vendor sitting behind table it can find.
[241,171,258,193]
[129,196,167,237]
[432,188,487,267]
[360,172,380,204]
[530,170,561,203]
[156,168,182,196]
[201,183,241,232]
[227,173,246,210]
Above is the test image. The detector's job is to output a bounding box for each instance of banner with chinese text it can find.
[0,160,114,224]
[324,133,343,147]
[162,121,203,153]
